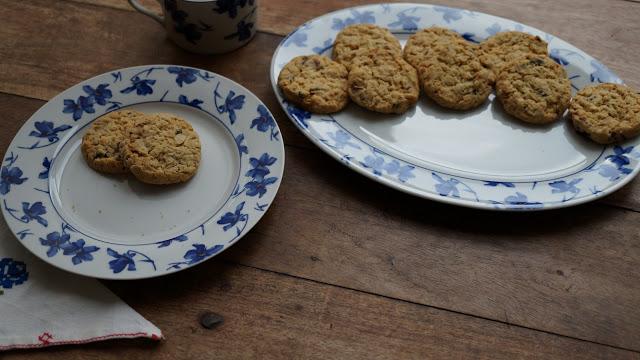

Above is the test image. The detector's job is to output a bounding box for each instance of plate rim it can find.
[269,2,640,211]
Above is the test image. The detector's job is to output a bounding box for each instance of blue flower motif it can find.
[157,234,188,248]
[328,130,360,150]
[434,6,464,23]
[63,96,95,121]
[0,258,28,290]
[286,102,311,128]
[549,179,582,195]
[39,157,51,179]
[175,22,204,44]
[60,239,99,265]
[29,121,73,142]
[595,145,635,181]
[590,59,618,83]
[485,23,501,36]
[213,0,254,18]
[39,231,70,257]
[331,10,375,30]
[461,33,481,44]
[224,20,254,41]
[284,31,308,47]
[246,153,277,179]
[218,90,245,124]
[107,248,136,273]
[83,84,112,105]
[384,160,415,183]
[20,202,47,227]
[598,164,632,181]
[361,155,385,176]
[606,145,633,168]
[217,202,247,231]
[432,173,460,198]
[184,243,224,264]
[388,12,420,31]
[549,49,569,66]
[168,67,199,87]
[251,105,276,133]
[0,166,28,195]
[484,181,515,187]
[504,192,542,206]
[312,38,333,54]
[245,177,278,198]
[121,76,156,96]
[178,95,203,109]
[235,134,248,155]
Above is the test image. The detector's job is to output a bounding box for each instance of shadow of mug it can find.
[128,0,257,54]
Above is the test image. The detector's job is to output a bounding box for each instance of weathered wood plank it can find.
[3,258,636,359]
[220,144,640,351]
[3,91,640,351]
[1,0,640,211]
[3,0,640,351]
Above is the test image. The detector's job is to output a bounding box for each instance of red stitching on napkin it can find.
[0,331,162,351]
[37,332,53,345]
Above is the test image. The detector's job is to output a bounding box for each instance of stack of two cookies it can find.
[278,24,420,115]
[81,110,201,185]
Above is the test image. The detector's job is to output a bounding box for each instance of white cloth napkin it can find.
[0,220,161,351]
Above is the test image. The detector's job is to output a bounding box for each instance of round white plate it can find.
[270,3,640,210]
[1,65,284,279]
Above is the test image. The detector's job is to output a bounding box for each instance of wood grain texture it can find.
[74,0,640,90]
[3,0,640,355]
[222,146,640,351]
[1,0,640,210]
[2,92,640,351]
[3,258,637,360]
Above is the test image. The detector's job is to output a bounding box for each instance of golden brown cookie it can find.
[332,24,402,70]
[496,55,571,124]
[403,27,465,69]
[122,114,201,185]
[348,49,420,114]
[418,40,494,110]
[570,83,640,144]
[479,31,548,77]
[277,55,349,114]
[81,109,144,174]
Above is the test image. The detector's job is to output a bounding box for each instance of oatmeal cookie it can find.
[495,55,571,124]
[81,110,144,174]
[403,27,465,69]
[122,113,201,184]
[348,49,419,114]
[418,40,494,110]
[333,24,402,69]
[570,83,640,144]
[479,31,548,77]
[277,55,349,114]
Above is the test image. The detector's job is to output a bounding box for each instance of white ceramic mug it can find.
[128,0,257,54]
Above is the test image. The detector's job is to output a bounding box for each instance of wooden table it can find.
[2,0,640,358]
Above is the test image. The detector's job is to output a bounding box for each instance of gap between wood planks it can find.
[226,259,640,354]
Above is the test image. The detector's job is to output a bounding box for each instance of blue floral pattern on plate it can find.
[0,257,28,295]
[270,3,638,211]
[1,65,284,279]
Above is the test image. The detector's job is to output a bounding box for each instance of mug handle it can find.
[128,0,164,25]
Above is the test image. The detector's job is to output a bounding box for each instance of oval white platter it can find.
[270,3,640,210]
[1,65,284,279]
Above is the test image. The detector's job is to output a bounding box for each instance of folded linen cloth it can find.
[0,220,161,351]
